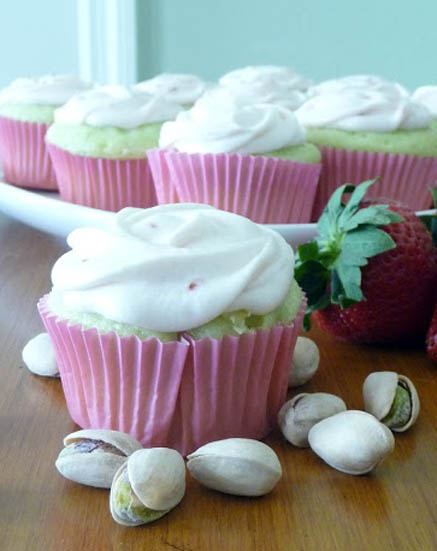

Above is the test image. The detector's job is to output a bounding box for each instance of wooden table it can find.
[1,211,437,551]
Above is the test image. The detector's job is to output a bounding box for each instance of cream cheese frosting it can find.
[134,73,207,105]
[307,74,409,99]
[50,204,295,332]
[296,88,431,132]
[159,87,307,154]
[219,65,311,111]
[0,74,93,106]
[411,86,437,118]
[54,85,183,129]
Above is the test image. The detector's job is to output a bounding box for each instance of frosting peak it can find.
[159,87,306,154]
[51,204,294,332]
[54,85,183,129]
[134,73,207,105]
[0,74,93,106]
[411,86,437,118]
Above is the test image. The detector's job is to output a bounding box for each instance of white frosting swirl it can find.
[307,74,409,99]
[411,86,437,118]
[134,73,208,105]
[51,204,295,332]
[219,65,311,111]
[0,74,93,106]
[296,88,431,132]
[54,85,183,129]
[159,87,307,154]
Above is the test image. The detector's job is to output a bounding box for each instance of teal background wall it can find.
[0,0,78,88]
[136,0,435,90]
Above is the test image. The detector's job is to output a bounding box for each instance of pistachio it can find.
[55,429,143,488]
[110,448,186,526]
[363,371,419,432]
[187,438,282,497]
[308,410,395,475]
[278,392,347,447]
[22,332,59,377]
[288,336,320,387]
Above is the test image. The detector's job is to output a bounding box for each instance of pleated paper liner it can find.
[47,144,158,212]
[148,148,321,223]
[311,146,437,221]
[146,148,180,204]
[0,116,57,190]
[39,294,306,456]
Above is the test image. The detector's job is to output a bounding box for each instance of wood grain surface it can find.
[1,212,437,551]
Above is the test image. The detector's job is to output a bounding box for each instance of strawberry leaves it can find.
[295,180,404,327]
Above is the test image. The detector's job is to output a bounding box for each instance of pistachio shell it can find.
[55,429,143,488]
[278,392,347,447]
[363,371,420,432]
[308,410,395,475]
[289,336,320,387]
[187,438,282,496]
[110,448,186,526]
[22,333,59,377]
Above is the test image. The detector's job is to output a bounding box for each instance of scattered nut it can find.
[22,332,59,377]
[289,336,320,387]
[278,392,346,447]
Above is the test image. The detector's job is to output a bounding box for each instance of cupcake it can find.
[295,79,437,219]
[134,73,208,108]
[307,74,409,98]
[411,86,437,128]
[148,87,321,223]
[38,203,306,455]
[45,85,182,211]
[0,75,92,189]
[219,65,312,111]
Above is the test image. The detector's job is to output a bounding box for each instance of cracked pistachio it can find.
[363,371,419,432]
[22,332,59,377]
[308,410,395,475]
[288,337,320,387]
[187,438,282,497]
[110,448,186,526]
[278,392,347,447]
[55,429,143,488]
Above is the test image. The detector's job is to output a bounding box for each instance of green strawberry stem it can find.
[295,180,403,330]
[418,186,437,246]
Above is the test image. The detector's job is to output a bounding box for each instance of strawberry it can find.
[295,180,437,344]
[426,301,437,361]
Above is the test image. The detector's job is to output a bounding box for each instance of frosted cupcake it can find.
[45,85,182,211]
[134,73,208,108]
[219,65,312,111]
[38,203,306,455]
[411,86,437,129]
[148,87,321,223]
[0,75,92,189]
[307,74,409,98]
[296,81,437,219]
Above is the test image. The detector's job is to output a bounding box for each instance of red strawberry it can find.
[295,180,437,344]
[426,301,437,361]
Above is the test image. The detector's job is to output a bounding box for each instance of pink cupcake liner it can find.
[146,148,180,204]
[148,148,321,223]
[0,116,57,190]
[312,147,437,220]
[38,294,306,456]
[47,144,158,212]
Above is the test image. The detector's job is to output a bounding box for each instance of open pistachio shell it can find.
[110,448,186,526]
[288,336,320,387]
[187,438,282,497]
[308,410,395,475]
[278,392,347,447]
[363,371,420,432]
[55,429,143,488]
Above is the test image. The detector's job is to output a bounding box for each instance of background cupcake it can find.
[0,74,92,189]
[296,77,437,219]
[148,87,321,223]
[411,86,437,129]
[45,85,182,211]
[134,73,208,109]
[219,64,312,111]
[38,204,306,455]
